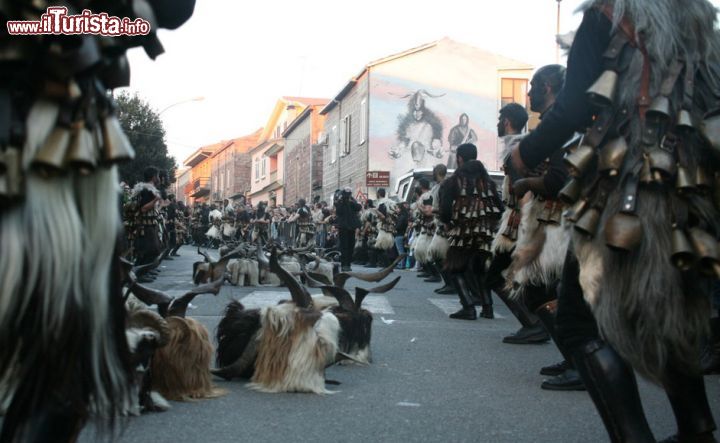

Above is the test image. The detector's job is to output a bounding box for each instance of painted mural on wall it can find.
[369,74,497,193]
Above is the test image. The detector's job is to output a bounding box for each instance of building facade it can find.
[283,101,328,205]
[173,167,191,205]
[209,129,262,203]
[320,37,534,200]
[182,143,216,205]
[249,97,327,206]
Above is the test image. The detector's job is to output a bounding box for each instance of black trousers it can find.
[339,228,355,267]
[556,249,600,351]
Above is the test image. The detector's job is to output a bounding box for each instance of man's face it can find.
[497,116,507,137]
[413,109,423,121]
[528,77,548,113]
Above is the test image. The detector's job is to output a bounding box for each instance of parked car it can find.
[393,168,503,203]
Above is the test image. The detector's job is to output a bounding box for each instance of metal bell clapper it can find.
[670,225,696,271]
[598,137,628,176]
[587,70,618,108]
[647,146,677,181]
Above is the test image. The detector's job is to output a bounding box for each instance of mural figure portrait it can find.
[446,113,477,170]
[389,90,444,168]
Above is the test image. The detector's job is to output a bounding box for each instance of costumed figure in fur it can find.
[288,199,316,248]
[373,188,398,266]
[507,1,720,440]
[425,164,454,293]
[0,0,195,440]
[439,143,503,320]
[411,181,433,273]
[486,102,552,345]
[503,65,591,390]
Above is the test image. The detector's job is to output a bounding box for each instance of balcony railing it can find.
[185,177,210,197]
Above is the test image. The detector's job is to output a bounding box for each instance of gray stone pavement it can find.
[66,245,719,442]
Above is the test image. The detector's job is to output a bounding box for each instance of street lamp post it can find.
[556,0,562,63]
[159,96,205,115]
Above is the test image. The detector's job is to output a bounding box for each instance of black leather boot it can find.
[435,266,457,294]
[535,300,585,391]
[572,340,655,443]
[479,288,494,319]
[449,275,477,320]
[423,262,441,283]
[495,288,549,343]
[658,364,717,443]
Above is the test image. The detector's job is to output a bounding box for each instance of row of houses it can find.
[175,37,536,207]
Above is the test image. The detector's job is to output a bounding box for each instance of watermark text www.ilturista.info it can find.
[6,6,150,36]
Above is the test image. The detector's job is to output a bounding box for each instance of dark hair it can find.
[377,188,386,198]
[143,166,159,182]
[298,198,306,207]
[433,163,447,179]
[418,178,430,190]
[534,64,566,95]
[457,143,477,162]
[499,103,529,133]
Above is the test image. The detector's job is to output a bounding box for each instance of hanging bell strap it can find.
[619,172,640,214]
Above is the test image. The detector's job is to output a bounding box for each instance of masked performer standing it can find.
[509,1,720,440]
[439,143,503,320]
[0,0,195,440]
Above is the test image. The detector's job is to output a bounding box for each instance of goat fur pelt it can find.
[228,258,259,286]
[152,317,226,401]
[248,303,339,394]
[261,260,302,286]
[427,231,450,261]
[413,232,432,264]
[374,230,395,250]
[507,197,570,298]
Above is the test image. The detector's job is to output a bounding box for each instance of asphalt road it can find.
[67,245,720,442]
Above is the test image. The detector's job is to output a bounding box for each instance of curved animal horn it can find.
[319,286,355,312]
[197,247,211,263]
[127,309,171,347]
[167,277,224,318]
[132,252,163,276]
[269,247,313,308]
[334,254,405,288]
[418,89,446,99]
[303,271,333,288]
[129,282,173,317]
[211,333,259,381]
[354,276,402,309]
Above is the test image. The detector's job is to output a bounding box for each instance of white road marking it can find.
[397,402,421,407]
[427,298,505,318]
[361,295,395,315]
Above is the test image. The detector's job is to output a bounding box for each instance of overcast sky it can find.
[122,0,720,165]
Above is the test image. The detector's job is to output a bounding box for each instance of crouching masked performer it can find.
[439,143,503,320]
[509,1,720,441]
[0,0,196,441]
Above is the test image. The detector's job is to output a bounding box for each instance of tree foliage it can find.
[115,91,176,186]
